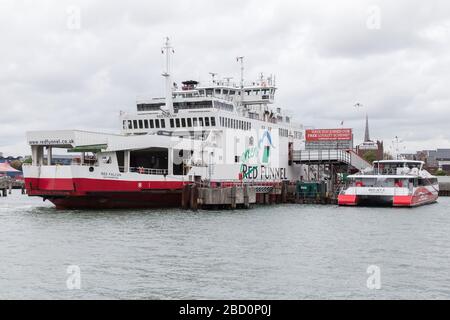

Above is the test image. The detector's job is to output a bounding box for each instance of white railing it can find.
[119,166,168,176]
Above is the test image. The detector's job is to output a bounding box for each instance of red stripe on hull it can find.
[25,177,187,196]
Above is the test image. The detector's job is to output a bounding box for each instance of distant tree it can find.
[23,157,32,164]
[435,169,447,176]
[383,152,394,160]
[9,160,23,171]
[362,151,377,164]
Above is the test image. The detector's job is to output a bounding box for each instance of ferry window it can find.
[128,120,132,129]
[133,120,138,129]
[215,89,221,95]
[223,89,229,95]
[155,119,160,128]
[199,117,204,127]
[254,90,260,95]
[138,120,143,129]
[123,120,126,129]
[211,117,216,126]
[199,90,205,96]
[144,120,149,129]
[170,119,174,128]
[205,117,210,126]
[160,119,165,128]
[175,118,180,128]
[181,118,186,127]
[230,90,235,95]
[187,118,192,127]
[193,118,198,127]
[235,156,240,163]
[150,119,154,129]
[245,90,251,96]
[206,89,213,97]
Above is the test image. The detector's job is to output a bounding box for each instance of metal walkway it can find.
[291,149,372,171]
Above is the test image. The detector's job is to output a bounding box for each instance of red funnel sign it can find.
[306,129,352,141]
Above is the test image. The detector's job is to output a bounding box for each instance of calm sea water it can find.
[1,189,449,300]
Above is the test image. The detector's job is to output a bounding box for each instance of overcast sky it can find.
[1,0,450,156]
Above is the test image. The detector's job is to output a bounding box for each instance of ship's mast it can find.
[162,37,174,114]
[236,56,245,111]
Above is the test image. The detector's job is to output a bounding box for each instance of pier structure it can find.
[438,177,450,196]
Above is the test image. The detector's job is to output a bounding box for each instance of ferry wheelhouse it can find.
[23,39,305,209]
[338,160,439,207]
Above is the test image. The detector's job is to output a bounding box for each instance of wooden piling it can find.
[243,184,250,209]
[189,184,198,211]
[181,184,191,209]
[231,185,237,209]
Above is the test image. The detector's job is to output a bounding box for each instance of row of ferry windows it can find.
[169,117,216,128]
[219,117,251,131]
[124,117,217,130]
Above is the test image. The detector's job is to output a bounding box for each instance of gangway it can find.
[290,149,372,171]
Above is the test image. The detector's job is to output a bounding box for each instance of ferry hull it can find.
[24,177,188,209]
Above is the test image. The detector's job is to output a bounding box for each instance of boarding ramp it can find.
[291,149,372,171]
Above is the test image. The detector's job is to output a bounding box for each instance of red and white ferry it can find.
[23,39,305,209]
[338,160,439,207]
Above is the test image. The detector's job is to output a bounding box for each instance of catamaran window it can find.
[160,119,165,128]
[133,120,138,129]
[128,120,132,129]
[181,118,186,127]
[187,118,192,127]
[149,119,154,129]
[144,120,149,129]
[193,118,198,127]
[205,117,210,126]
[211,117,216,126]
[175,118,180,128]
[199,117,204,127]
[138,120,143,129]
[155,119,160,128]
[170,119,174,128]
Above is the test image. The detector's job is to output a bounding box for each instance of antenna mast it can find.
[236,56,245,88]
[162,37,174,114]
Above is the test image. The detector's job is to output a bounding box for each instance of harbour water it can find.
[1,190,449,299]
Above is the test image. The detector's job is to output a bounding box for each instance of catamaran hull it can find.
[338,187,439,207]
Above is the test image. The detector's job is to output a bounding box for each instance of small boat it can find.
[338,160,439,207]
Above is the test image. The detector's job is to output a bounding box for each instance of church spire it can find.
[364,114,370,142]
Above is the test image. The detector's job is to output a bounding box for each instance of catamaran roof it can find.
[373,160,425,164]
